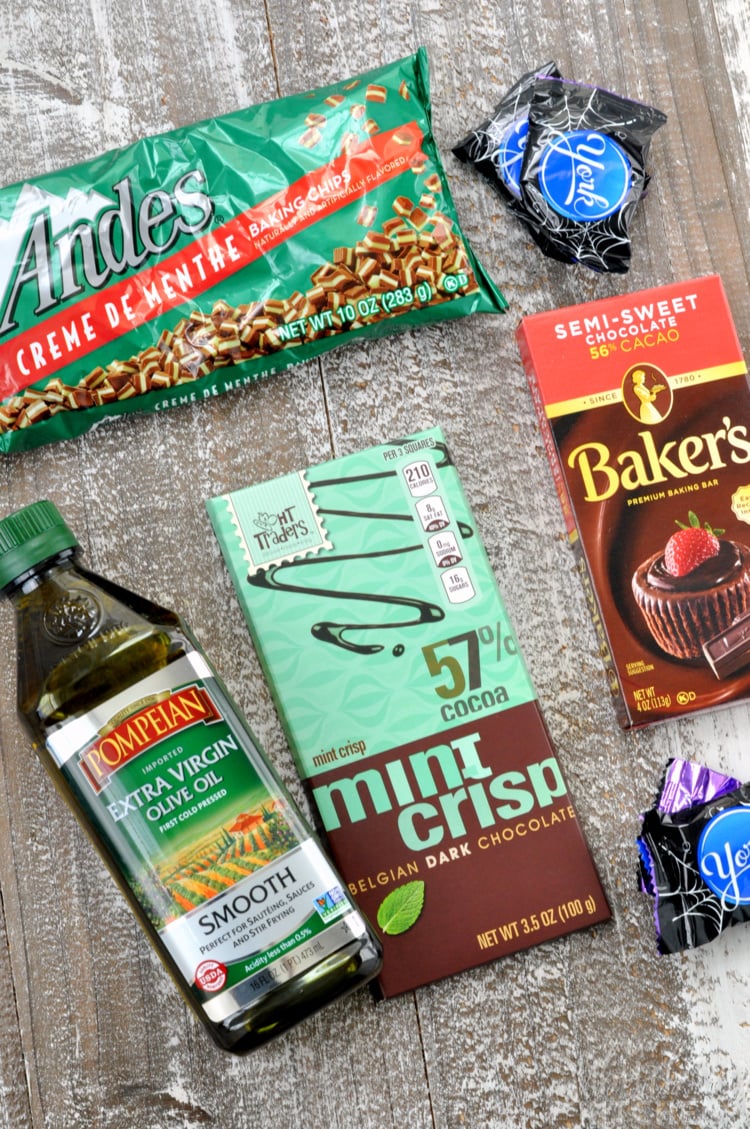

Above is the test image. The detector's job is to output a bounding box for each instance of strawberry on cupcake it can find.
[632,512,750,661]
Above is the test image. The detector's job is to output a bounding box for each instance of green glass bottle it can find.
[0,500,382,1053]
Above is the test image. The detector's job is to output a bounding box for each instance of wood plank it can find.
[1,0,750,1125]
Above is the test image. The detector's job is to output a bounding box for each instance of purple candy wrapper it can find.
[638,758,740,896]
[657,758,740,815]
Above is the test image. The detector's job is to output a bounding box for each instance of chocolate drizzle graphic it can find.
[246,441,473,654]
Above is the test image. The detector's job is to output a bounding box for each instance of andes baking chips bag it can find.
[0,49,505,453]
[454,66,667,273]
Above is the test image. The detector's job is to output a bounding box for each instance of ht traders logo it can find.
[253,506,311,551]
[0,171,213,336]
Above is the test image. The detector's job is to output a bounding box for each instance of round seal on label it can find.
[538,130,631,221]
[195,959,228,993]
[495,117,529,199]
[731,484,750,527]
[698,806,750,906]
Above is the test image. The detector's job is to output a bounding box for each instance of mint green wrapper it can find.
[0,49,506,453]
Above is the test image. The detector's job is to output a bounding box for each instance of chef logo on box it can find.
[621,362,674,425]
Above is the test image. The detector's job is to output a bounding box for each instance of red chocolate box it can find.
[517,275,750,727]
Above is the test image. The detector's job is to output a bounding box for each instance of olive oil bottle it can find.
[0,500,382,1053]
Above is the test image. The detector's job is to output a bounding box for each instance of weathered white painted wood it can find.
[1,0,750,1125]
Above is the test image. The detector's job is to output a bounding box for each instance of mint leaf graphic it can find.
[376,880,425,936]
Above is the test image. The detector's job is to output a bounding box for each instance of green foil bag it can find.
[0,49,506,452]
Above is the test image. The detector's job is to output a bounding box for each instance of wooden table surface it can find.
[2,1,750,1126]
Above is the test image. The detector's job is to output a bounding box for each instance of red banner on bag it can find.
[0,123,423,400]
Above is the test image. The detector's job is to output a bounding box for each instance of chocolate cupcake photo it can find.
[632,511,750,662]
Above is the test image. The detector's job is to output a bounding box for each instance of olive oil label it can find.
[46,651,361,1015]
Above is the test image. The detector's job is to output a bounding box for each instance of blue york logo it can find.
[496,117,528,199]
[698,806,750,906]
[539,130,631,222]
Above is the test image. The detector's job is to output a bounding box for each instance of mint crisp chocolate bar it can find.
[207,427,609,997]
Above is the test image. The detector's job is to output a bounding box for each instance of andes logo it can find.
[568,415,750,503]
[0,171,213,338]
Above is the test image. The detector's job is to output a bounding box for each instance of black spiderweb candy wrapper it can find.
[637,763,750,954]
[520,79,667,272]
[452,62,561,212]
[637,759,740,897]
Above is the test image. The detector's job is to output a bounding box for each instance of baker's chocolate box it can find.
[207,428,610,997]
[517,274,750,727]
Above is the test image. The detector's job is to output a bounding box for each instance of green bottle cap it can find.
[0,500,78,590]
